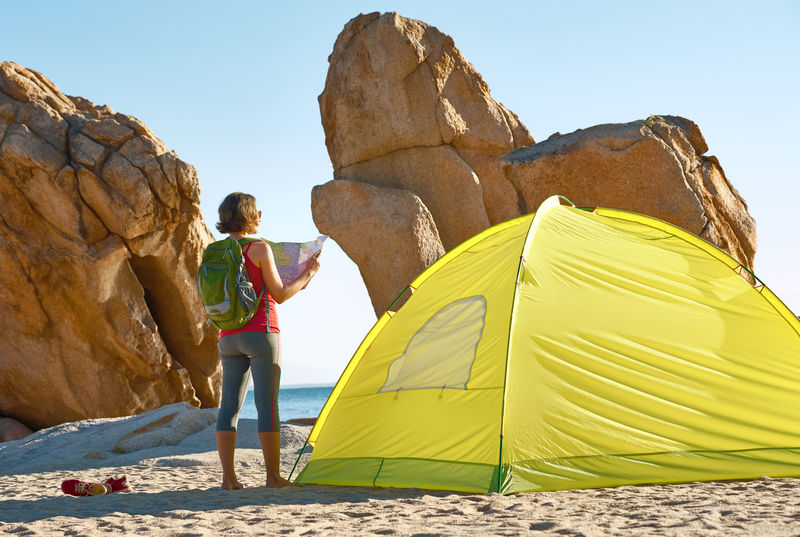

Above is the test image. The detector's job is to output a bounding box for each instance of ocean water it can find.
[239,385,334,422]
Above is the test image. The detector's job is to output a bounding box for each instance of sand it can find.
[1,404,799,536]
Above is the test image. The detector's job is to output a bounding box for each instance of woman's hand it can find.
[301,252,321,290]
[304,251,321,277]
[251,242,320,303]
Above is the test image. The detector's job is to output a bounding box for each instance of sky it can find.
[2,1,798,386]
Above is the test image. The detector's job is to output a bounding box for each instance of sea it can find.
[239,385,334,422]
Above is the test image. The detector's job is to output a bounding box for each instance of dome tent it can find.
[293,196,800,494]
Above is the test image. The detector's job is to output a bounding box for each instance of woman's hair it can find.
[216,192,259,234]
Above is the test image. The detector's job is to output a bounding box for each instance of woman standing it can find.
[213,192,320,489]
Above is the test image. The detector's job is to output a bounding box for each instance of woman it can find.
[213,192,320,489]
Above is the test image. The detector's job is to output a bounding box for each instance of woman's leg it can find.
[258,430,290,487]
[216,336,252,490]
[216,431,242,490]
[245,332,290,487]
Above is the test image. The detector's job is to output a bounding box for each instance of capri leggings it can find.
[216,332,281,433]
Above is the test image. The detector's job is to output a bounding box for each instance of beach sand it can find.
[1,404,798,536]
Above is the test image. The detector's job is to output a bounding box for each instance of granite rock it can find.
[0,62,219,430]
[312,179,445,316]
[314,12,534,310]
[502,115,757,268]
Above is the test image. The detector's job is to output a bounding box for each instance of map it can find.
[265,235,327,283]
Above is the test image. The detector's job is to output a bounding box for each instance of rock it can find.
[314,12,535,311]
[111,404,217,454]
[314,14,757,314]
[0,62,219,430]
[287,417,317,426]
[0,417,33,442]
[336,145,489,249]
[0,403,312,475]
[697,155,757,266]
[81,117,134,147]
[312,179,445,316]
[316,11,534,251]
[502,115,757,269]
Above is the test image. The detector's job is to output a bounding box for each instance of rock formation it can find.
[319,12,534,230]
[312,13,757,315]
[0,62,218,430]
[502,116,757,269]
[0,402,312,476]
[0,416,32,442]
[313,12,534,315]
[312,180,445,314]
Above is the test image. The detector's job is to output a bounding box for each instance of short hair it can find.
[216,192,259,234]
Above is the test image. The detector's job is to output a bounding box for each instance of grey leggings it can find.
[216,332,281,433]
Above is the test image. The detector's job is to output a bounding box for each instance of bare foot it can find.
[221,480,245,490]
[265,476,296,488]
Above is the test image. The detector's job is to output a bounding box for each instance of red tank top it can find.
[219,241,280,337]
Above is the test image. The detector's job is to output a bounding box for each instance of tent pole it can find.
[495,254,527,494]
[496,204,545,494]
[288,442,308,482]
[387,285,410,312]
[496,434,504,493]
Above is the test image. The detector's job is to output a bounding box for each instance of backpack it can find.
[197,237,266,330]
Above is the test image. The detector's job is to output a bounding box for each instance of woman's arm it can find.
[247,241,320,304]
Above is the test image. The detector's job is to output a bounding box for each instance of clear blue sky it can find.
[3,1,798,385]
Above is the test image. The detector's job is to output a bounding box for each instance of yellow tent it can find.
[293,196,800,494]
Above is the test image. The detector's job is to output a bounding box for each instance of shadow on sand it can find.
[0,484,462,523]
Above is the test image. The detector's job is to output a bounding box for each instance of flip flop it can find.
[61,479,112,496]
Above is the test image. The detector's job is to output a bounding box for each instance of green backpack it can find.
[197,237,266,330]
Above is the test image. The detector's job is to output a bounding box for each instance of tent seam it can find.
[496,207,547,493]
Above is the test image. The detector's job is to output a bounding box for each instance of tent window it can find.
[379,296,486,392]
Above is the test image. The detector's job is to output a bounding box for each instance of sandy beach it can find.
[1,404,798,537]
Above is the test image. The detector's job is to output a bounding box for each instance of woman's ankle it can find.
[221,477,244,490]
[265,475,294,488]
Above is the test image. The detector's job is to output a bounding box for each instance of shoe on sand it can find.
[61,479,112,497]
[103,475,133,493]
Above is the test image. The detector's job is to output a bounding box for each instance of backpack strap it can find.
[241,240,270,330]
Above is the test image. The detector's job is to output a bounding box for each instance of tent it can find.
[293,195,800,494]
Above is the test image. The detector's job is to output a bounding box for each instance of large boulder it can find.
[0,62,218,430]
[312,14,758,314]
[502,116,757,269]
[312,180,445,316]
[320,12,534,226]
[314,12,534,309]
